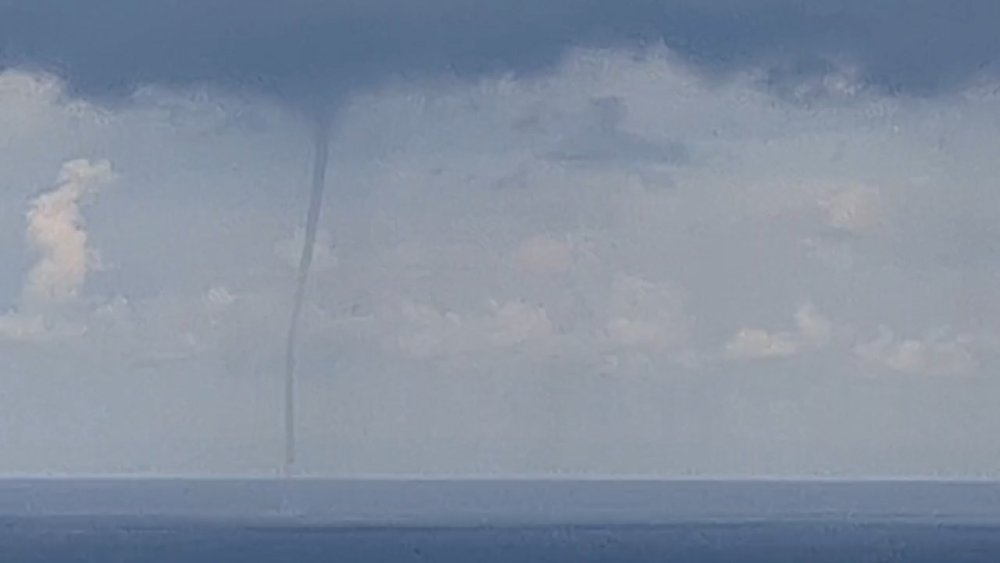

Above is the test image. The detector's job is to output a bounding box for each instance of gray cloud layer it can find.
[3,0,999,107]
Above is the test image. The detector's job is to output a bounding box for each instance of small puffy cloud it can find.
[204,285,238,329]
[395,301,465,359]
[0,312,87,343]
[275,227,337,274]
[90,296,133,327]
[606,318,671,349]
[205,285,237,309]
[513,234,573,276]
[795,302,833,348]
[726,303,832,361]
[395,299,554,359]
[819,183,883,234]
[488,299,554,348]
[726,328,799,360]
[782,60,867,103]
[604,274,691,353]
[855,326,977,377]
[0,313,47,342]
[739,179,884,236]
[391,274,693,368]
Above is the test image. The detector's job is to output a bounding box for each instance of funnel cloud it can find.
[283,119,331,474]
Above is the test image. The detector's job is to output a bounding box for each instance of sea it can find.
[2,479,1000,562]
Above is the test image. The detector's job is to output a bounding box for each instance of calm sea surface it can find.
[2,480,999,562]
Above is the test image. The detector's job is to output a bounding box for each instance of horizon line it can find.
[3,473,1000,483]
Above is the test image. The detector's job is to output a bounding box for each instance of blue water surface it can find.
[2,480,999,562]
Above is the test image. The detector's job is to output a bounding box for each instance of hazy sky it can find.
[1,1,1000,476]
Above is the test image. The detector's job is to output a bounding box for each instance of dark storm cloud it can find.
[1,0,999,107]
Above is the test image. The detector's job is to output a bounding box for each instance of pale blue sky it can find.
[1,1,999,476]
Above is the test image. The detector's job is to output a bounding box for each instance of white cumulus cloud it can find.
[726,303,832,360]
[726,328,800,360]
[23,159,113,307]
[855,326,977,377]
[487,299,554,348]
[820,183,883,234]
[1,159,112,342]
[604,274,691,355]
